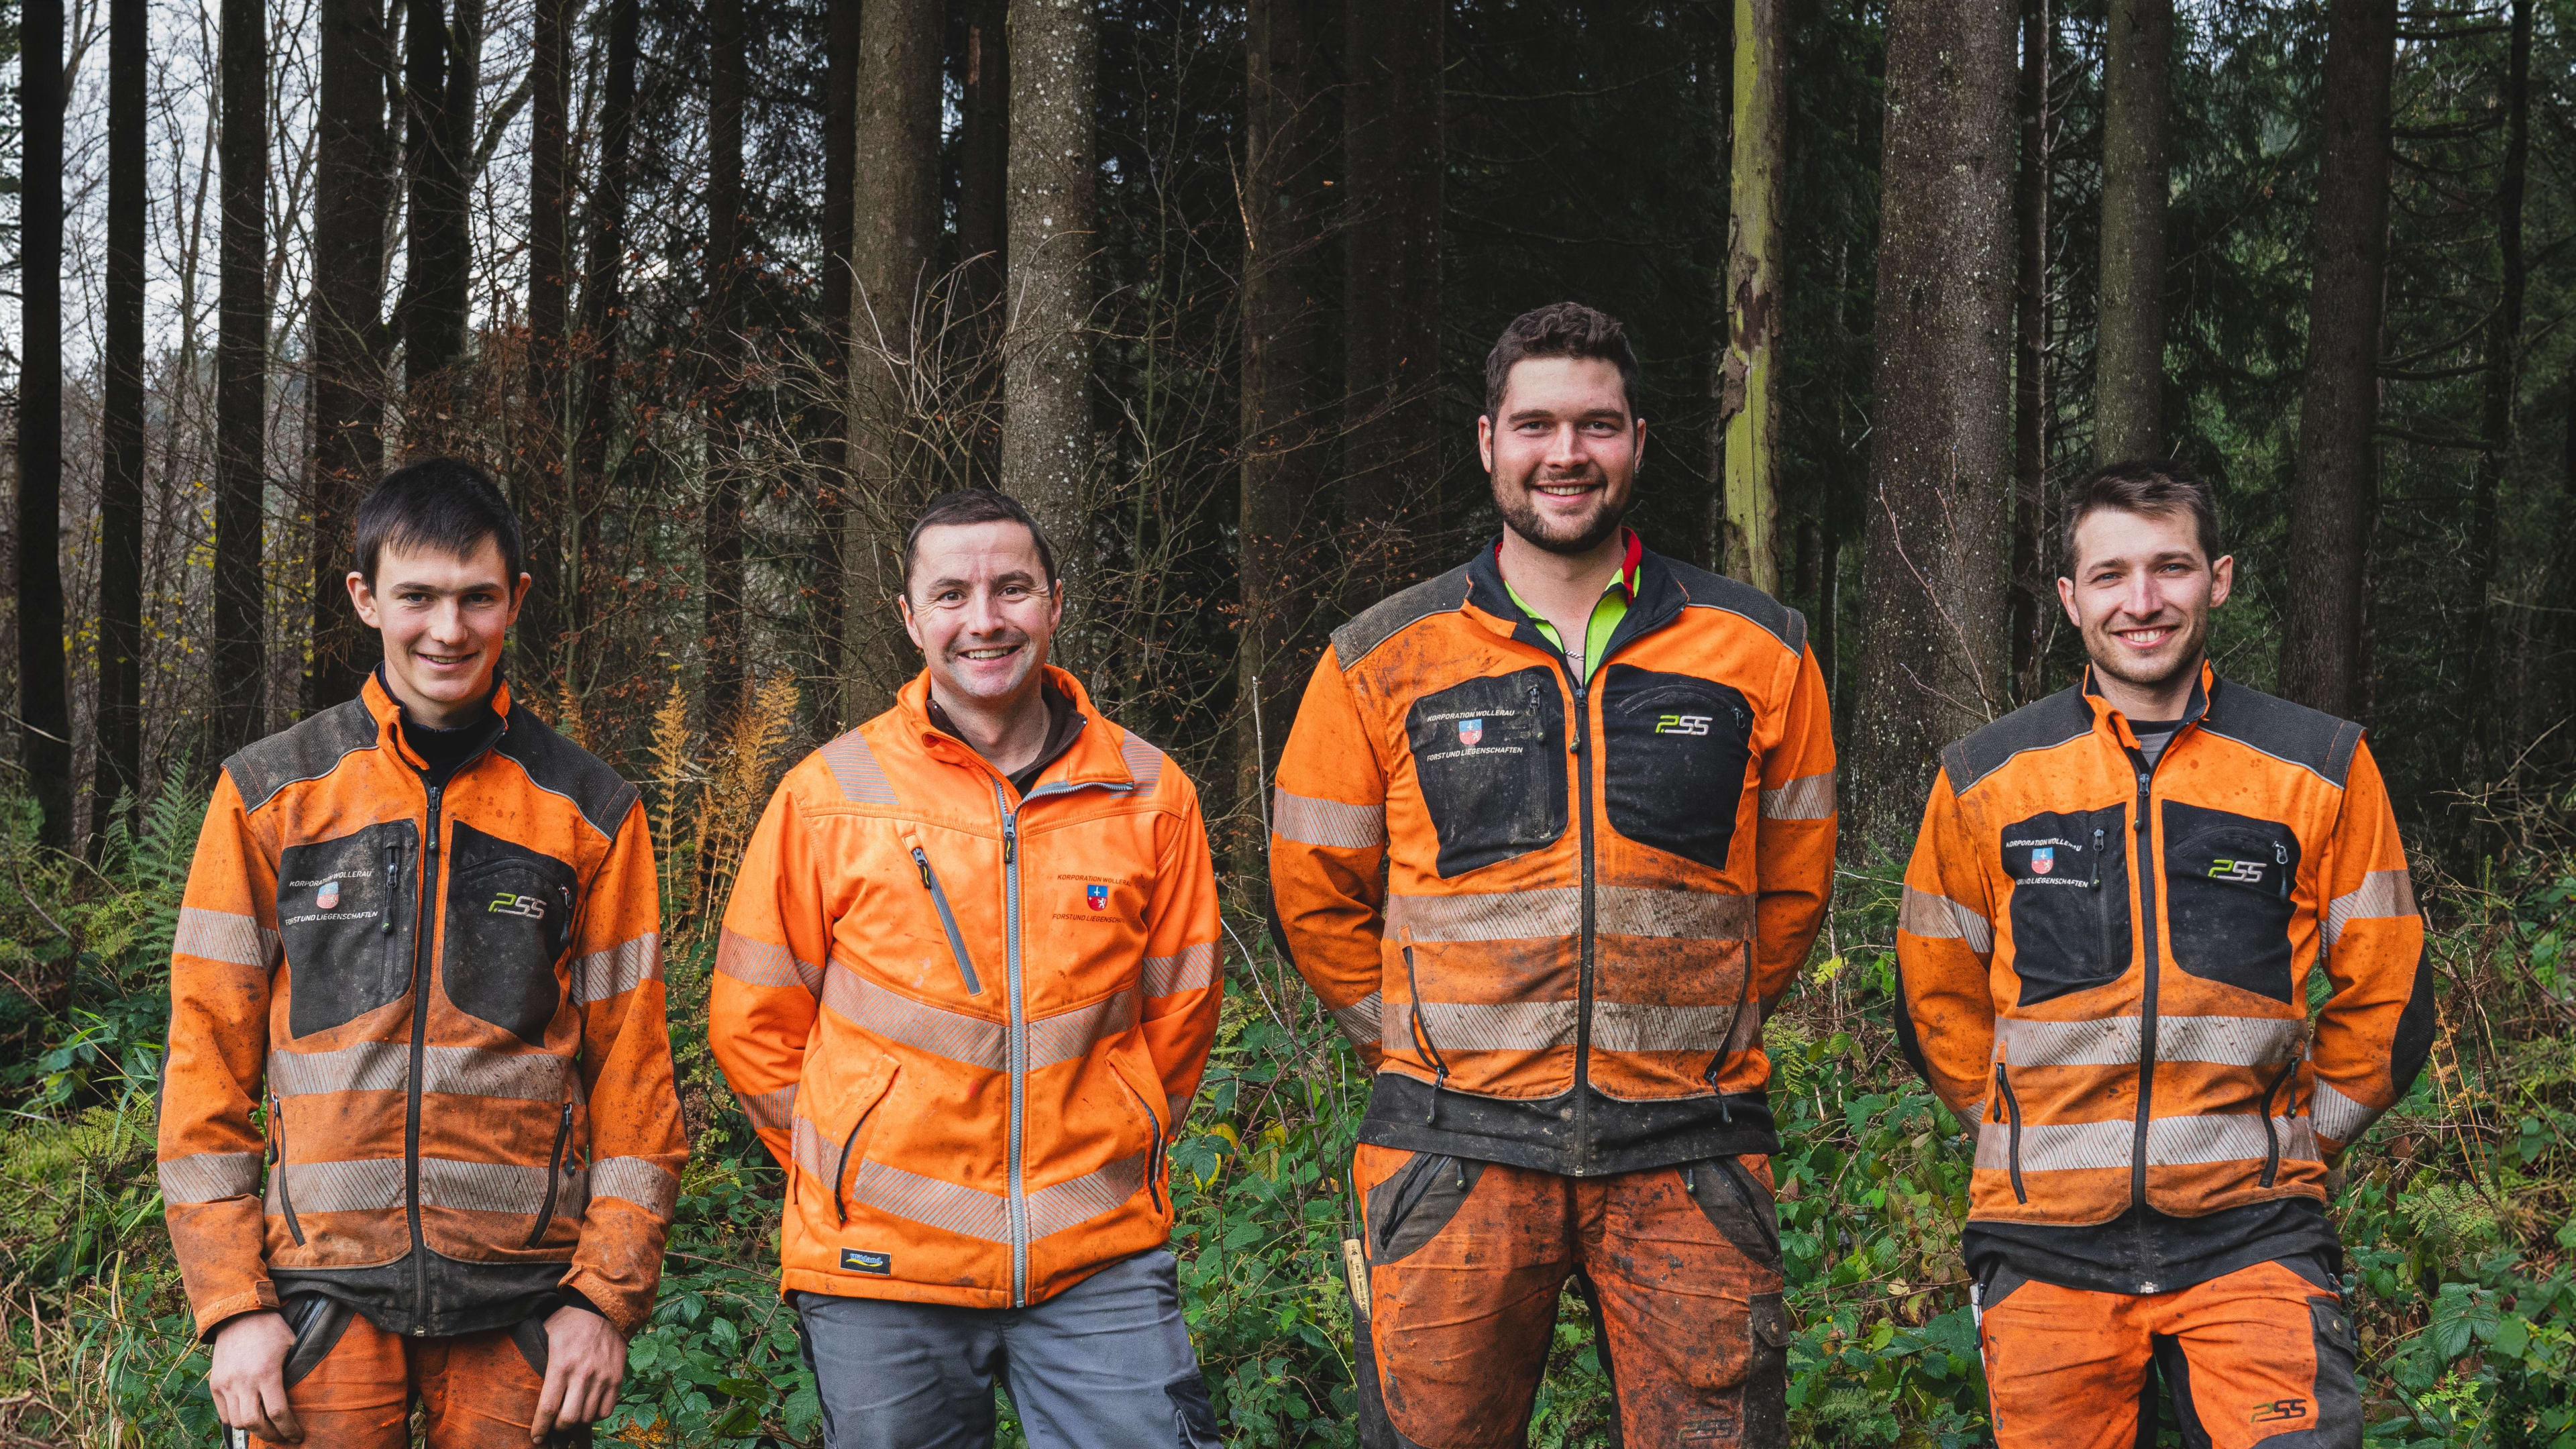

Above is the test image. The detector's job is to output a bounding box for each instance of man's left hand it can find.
[531,1305,626,1441]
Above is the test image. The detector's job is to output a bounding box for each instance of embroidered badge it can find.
[1457,718,1485,747]
[316,881,341,910]
[2029,847,2055,876]
[1086,884,1110,912]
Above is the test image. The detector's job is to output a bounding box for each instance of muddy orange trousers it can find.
[249,1305,590,1449]
[1350,1144,1789,1449]
[1978,1260,2361,1449]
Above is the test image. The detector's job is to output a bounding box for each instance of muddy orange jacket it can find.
[1896,664,2434,1228]
[710,668,1221,1309]
[158,673,687,1340]
[1269,542,1837,1175]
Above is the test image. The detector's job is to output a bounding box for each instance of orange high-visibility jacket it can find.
[158,674,687,1340]
[1268,542,1837,1175]
[711,668,1222,1309]
[1896,664,2434,1227]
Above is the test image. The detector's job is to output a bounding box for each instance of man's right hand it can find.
[209,1310,305,1444]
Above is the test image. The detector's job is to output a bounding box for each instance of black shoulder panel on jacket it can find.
[493,707,641,839]
[1663,558,1806,655]
[2199,682,2363,788]
[1941,687,2094,797]
[224,700,382,813]
[1331,564,1474,669]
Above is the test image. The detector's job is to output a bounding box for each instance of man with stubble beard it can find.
[1269,303,1837,1448]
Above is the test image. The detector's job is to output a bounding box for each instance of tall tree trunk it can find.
[813,0,859,685]
[520,0,575,686]
[17,0,71,847]
[702,0,747,719]
[2463,0,2530,782]
[2093,0,2168,464]
[1002,0,1098,652]
[957,0,1010,493]
[841,0,945,726]
[570,0,641,678]
[309,0,394,712]
[97,0,148,846]
[2010,0,2051,702]
[2278,0,2396,722]
[1850,0,2018,854]
[1341,0,1442,612]
[215,0,270,757]
[1238,0,1335,855]
[1717,0,1784,596]
[401,0,462,397]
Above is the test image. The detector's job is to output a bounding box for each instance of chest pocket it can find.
[443,820,580,1045]
[2161,802,2300,1004]
[277,820,421,1038]
[1406,668,1568,878]
[1600,665,1754,871]
[2002,807,2131,1006]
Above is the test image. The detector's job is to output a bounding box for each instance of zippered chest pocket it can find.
[2001,806,2131,1007]
[442,820,580,1046]
[1405,668,1568,878]
[1600,665,1755,871]
[2161,802,2300,1004]
[277,820,421,1039]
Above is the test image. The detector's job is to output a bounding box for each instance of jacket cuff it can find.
[193,1281,282,1342]
[557,1268,645,1339]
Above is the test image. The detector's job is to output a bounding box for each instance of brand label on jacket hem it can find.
[841,1248,892,1275]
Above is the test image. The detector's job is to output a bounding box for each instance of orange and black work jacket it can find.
[158,673,688,1342]
[1269,542,1837,1174]
[1896,664,2434,1232]
[710,667,1222,1309]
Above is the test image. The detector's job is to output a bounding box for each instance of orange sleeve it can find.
[1894,769,2000,1124]
[1267,645,1391,1066]
[1751,641,1837,1012]
[2308,738,2434,1159]
[1137,768,1222,1134]
[158,771,286,1338]
[561,800,688,1336]
[710,781,829,1177]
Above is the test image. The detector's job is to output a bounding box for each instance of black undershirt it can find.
[928,681,1085,796]
[2129,717,2183,765]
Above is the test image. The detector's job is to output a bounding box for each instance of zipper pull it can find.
[2091,829,2105,890]
[1004,816,1017,865]
[2275,840,2292,897]
[381,843,400,934]
[911,847,934,890]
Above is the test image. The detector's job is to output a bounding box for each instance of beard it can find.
[2085,608,2211,695]
[1494,466,1632,557]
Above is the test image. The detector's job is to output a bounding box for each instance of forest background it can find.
[2,0,2574,1440]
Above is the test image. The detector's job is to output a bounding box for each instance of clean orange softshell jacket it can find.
[712,668,1222,1309]
[158,674,687,1340]
[1896,665,2434,1228]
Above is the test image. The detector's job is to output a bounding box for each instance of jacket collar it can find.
[896,665,1142,791]
[1463,531,1689,665]
[2079,657,2214,752]
[363,667,515,770]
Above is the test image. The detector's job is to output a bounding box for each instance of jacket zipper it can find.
[271,1091,306,1246]
[2257,1057,2298,1188]
[525,1101,574,1246]
[1569,670,1599,1167]
[995,782,1030,1307]
[2125,702,2194,1213]
[906,839,985,994]
[1401,938,1450,1124]
[405,782,441,1332]
[833,1094,884,1225]
[1122,1079,1167,1216]
[1995,1063,2027,1204]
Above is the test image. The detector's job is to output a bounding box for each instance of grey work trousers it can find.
[794,1249,1222,1449]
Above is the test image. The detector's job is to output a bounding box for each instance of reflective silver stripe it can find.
[592,1157,680,1219]
[822,964,1007,1071]
[275,1158,408,1215]
[1271,789,1386,849]
[1026,1148,1150,1240]
[1597,888,1754,941]
[847,1159,1012,1241]
[1387,887,1752,943]
[2324,869,2418,949]
[270,1043,572,1100]
[418,1157,572,1216]
[574,932,661,1004]
[1119,732,1165,791]
[269,1040,409,1095]
[1589,1000,1764,1055]
[1760,771,1837,821]
[716,929,823,995]
[737,1083,798,1132]
[1385,1000,1577,1053]
[1026,987,1139,1073]
[1976,1114,2322,1173]
[2149,1114,2319,1167]
[1996,1015,2304,1069]
[174,906,279,969]
[158,1151,263,1204]
[820,731,898,805]
[2312,1081,2377,1144]
[790,1115,834,1185]
[1329,992,1383,1051]
[1142,942,1220,998]
[1899,886,1993,955]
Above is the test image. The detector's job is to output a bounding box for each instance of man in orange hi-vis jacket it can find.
[711,489,1224,1449]
[1896,461,2432,1449]
[159,458,686,1448]
[1269,303,1837,1448]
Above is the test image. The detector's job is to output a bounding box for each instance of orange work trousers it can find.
[1350,1143,1789,1449]
[1978,1259,2361,1449]
[250,1303,591,1449]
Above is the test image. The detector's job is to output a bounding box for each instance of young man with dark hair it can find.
[160,457,687,1447]
[710,489,1224,1448]
[1269,302,1838,1446]
[1894,460,2430,1448]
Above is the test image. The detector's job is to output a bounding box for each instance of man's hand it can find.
[209,1310,305,1444]
[530,1305,627,1441]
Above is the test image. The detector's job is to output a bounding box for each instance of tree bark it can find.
[1238,0,1336,851]
[702,0,747,718]
[813,0,860,684]
[2278,0,2396,722]
[841,0,946,726]
[1341,0,1442,612]
[1850,0,2018,855]
[570,0,641,674]
[519,0,575,686]
[2462,0,2529,780]
[215,0,270,758]
[2093,0,2169,464]
[17,0,71,847]
[401,0,466,396]
[309,0,394,713]
[1717,0,1784,596]
[97,0,148,843]
[957,0,1010,493]
[2010,0,2051,702]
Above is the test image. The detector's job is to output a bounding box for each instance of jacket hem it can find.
[1358,1075,1779,1175]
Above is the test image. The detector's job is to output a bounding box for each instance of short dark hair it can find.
[1482,302,1642,419]
[354,457,525,585]
[2059,459,2222,572]
[901,489,1058,595]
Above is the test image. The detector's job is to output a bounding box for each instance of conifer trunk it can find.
[570,0,641,674]
[2094,0,2169,464]
[401,0,466,396]
[17,0,70,846]
[520,0,575,686]
[98,0,149,842]
[814,0,859,683]
[2463,0,2529,779]
[957,0,1010,492]
[309,0,394,712]
[1718,0,1785,596]
[1003,0,1099,628]
[702,0,747,718]
[2010,0,2051,702]
[215,0,270,756]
